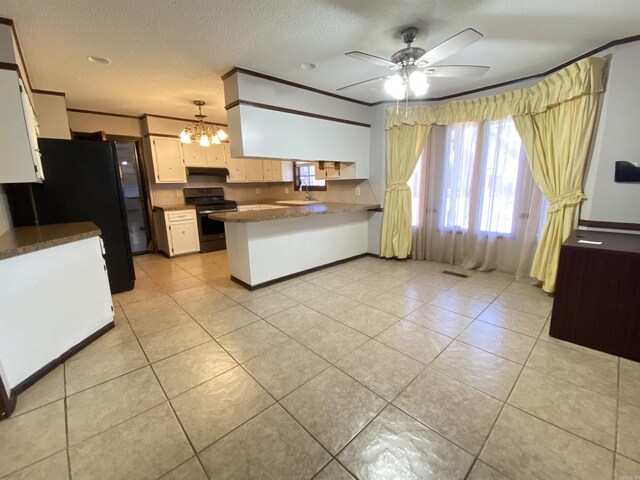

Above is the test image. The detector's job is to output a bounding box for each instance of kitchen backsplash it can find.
[151,176,378,207]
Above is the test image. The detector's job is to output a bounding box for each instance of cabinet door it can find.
[0,71,42,183]
[245,159,264,182]
[271,161,282,181]
[207,143,226,167]
[281,161,294,182]
[168,220,199,255]
[226,155,246,183]
[338,162,356,179]
[314,162,327,179]
[182,143,207,167]
[262,160,273,181]
[152,137,186,183]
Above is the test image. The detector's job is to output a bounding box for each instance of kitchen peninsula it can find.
[210,202,379,288]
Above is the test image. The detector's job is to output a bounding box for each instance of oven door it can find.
[197,208,234,241]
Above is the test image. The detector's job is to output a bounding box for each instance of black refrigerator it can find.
[6,138,135,294]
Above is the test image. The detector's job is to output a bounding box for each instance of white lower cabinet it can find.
[155,209,200,257]
[0,235,112,391]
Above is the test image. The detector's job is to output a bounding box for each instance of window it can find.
[438,117,526,235]
[294,161,326,191]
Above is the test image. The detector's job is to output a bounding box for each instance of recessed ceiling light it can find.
[87,56,111,65]
[299,63,317,70]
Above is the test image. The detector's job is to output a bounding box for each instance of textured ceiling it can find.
[1,0,639,123]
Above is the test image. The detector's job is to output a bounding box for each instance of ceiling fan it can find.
[338,27,490,99]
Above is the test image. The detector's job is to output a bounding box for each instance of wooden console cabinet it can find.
[549,230,640,361]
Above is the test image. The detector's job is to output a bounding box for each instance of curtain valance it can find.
[385,57,607,129]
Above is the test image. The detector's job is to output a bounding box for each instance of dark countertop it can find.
[210,202,380,223]
[153,205,195,212]
[564,229,640,254]
[0,221,101,260]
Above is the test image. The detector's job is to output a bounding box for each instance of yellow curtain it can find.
[380,123,430,258]
[513,93,599,292]
[381,56,606,291]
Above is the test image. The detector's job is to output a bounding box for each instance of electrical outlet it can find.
[158,191,169,198]
[256,188,261,194]
[285,187,289,194]
[355,187,361,196]
[176,190,183,197]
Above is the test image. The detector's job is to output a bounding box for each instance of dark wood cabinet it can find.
[550,230,640,361]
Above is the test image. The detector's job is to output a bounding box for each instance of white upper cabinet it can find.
[182,142,207,167]
[148,136,187,183]
[245,159,264,182]
[0,70,44,183]
[182,142,227,168]
[207,143,226,167]
[223,70,370,179]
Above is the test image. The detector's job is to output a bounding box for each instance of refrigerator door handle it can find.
[99,237,106,256]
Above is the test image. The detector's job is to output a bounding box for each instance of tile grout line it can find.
[124,304,212,480]
[113,297,201,477]
[63,360,73,480]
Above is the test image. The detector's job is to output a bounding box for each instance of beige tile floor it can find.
[2,251,640,479]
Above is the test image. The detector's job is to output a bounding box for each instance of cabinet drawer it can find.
[167,210,195,222]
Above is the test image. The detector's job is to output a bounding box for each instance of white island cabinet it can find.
[0,222,113,416]
[211,202,378,288]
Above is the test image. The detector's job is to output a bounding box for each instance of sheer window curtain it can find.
[411,118,546,277]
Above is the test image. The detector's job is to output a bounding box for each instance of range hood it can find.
[186,167,230,177]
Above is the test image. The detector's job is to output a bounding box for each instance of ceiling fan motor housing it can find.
[391,47,427,67]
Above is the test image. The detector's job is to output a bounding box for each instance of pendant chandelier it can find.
[179,100,228,147]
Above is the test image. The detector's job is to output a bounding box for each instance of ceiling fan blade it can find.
[419,28,484,65]
[423,65,490,77]
[345,51,398,69]
[336,75,391,91]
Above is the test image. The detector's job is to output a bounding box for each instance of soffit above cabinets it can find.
[1,0,639,122]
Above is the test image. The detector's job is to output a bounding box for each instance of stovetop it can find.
[184,187,237,210]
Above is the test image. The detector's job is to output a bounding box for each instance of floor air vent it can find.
[442,270,469,278]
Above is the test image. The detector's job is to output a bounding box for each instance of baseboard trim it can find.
[230,253,370,290]
[7,321,115,405]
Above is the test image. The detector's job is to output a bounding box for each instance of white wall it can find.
[32,93,71,139]
[582,42,640,225]
[67,111,144,137]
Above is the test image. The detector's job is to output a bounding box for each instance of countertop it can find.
[209,202,380,223]
[153,205,196,212]
[0,221,101,260]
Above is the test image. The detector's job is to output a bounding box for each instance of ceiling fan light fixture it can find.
[384,74,406,100]
[409,70,429,96]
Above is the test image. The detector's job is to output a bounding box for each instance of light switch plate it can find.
[355,187,361,196]
[256,188,261,194]
[176,190,183,197]
[158,191,169,198]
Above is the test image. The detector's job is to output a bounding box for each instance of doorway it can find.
[113,141,150,254]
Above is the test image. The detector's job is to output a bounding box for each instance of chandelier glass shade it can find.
[384,70,429,100]
[180,100,228,147]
